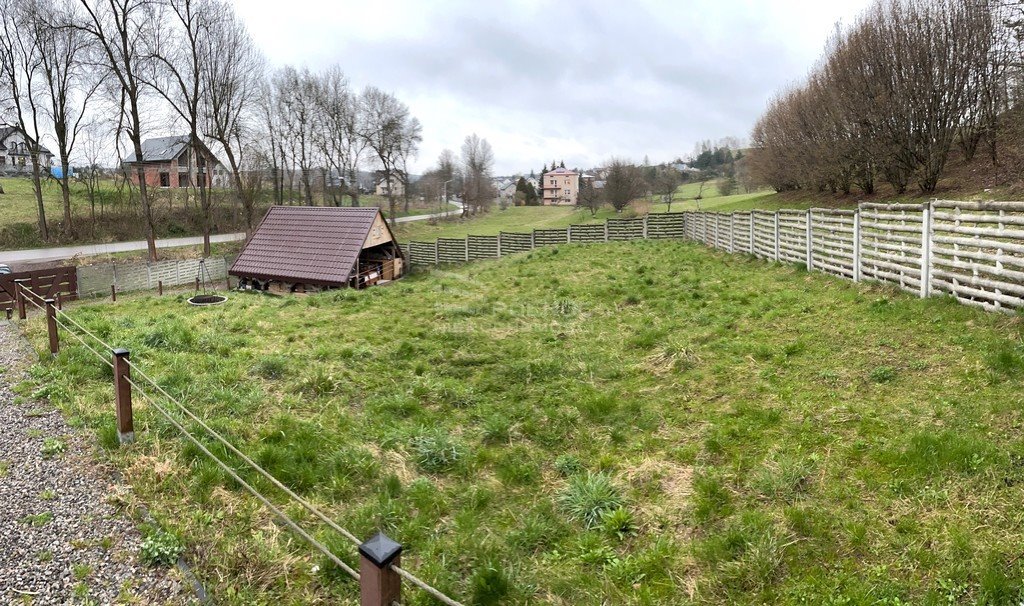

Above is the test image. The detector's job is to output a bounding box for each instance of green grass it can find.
[394,205,622,241]
[20,241,1024,604]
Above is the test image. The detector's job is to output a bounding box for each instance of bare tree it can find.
[75,0,162,260]
[360,86,420,224]
[604,158,645,212]
[34,0,100,236]
[200,0,264,232]
[652,166,681,211]
[0,0,49,240]
[273,66,317,205]
[578,177,603,217]
[460,133,495,216]
[145,0,217,254]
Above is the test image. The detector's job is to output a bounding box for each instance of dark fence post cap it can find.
[358,532,402,568]
[112,348,130,357]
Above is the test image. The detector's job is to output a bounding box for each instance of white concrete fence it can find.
[405,201,1024,314]
[78,256,231,297]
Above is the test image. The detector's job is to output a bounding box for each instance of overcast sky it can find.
[233,0,870,175]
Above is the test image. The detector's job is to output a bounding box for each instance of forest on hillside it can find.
[750,0,1024,197]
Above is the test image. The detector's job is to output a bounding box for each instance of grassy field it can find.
[19,240,1024,605]
[394,184,781,242]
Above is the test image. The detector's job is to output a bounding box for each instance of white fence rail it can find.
[403,201,1024,314]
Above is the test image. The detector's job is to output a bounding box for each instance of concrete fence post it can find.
[531,230,536,249]
[749,213,755,254]
[604,220,609,242]
[773,212,781,262]
[729,213,735,253]
[112,348,134,445]
[853,209,862,283]
[464,238,470,263]
[45,299,58,357]
[496,233,502,257]
[359,532,402,606]
[805,209,813,271]
[642,214,649,239]
[434,240,439,265]
[14,279,28,320]
[567,224,573,243]
[920,202,932,298]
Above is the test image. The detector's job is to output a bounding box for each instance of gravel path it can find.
[0,320,195,605]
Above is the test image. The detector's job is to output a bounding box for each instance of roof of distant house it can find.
[229,206,400,286]
[0,124,52,154]
[546,167,577,175]
[124,135,219,164]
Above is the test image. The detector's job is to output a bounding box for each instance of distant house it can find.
[541,167,580,205]
[229,206,404,292]
[123,135,223,189]
[375,173,405,197]
[0,125,53,174]
[496,178,518,200]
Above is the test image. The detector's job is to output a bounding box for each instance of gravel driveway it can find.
[0,320,195,605]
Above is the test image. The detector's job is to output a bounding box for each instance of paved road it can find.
[0,203,462,268]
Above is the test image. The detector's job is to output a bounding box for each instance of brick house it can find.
[541,167,579,205]
[123,135,223,189]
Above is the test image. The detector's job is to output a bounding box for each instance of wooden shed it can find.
[229,206,404,293]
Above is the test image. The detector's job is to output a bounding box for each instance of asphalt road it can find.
[0,203,461,269]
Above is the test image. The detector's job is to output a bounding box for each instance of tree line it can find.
[750,0,1020,196]
[0,0,428,259]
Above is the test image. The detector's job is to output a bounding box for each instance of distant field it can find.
[22,240,1024,604]
[0,175,455,253]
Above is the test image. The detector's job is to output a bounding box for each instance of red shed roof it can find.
[229,206,397,286]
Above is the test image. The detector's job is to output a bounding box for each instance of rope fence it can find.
[12,282,465,606]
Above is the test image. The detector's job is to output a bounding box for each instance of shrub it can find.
[140,529,184,567]
[558,472,624,528]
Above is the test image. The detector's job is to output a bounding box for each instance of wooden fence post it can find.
[112,348,134,444]
[14,279,27,320]
[111,284,117,302]
[806,209,813,271]
[359,532,402,606]
[45,299,58,357]
[853,209,862,283]
[158,280,163,296]
[920,202,932,298]
[56,292,62,310]
[773,212,781,262]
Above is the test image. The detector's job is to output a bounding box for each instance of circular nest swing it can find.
[187,294,228,306]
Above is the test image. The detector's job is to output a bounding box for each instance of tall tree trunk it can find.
[31,157,48,241]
